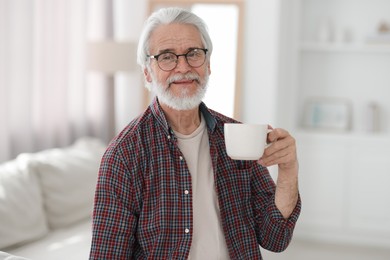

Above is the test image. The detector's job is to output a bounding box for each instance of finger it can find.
[264,136,294,157]
[267,128,289,143]
[260,136,297,166]
[261,146,293,166]
[260,152,292,167]
[260,147,297,167]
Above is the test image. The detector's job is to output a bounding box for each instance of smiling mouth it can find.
[167,73,201,88]
[173,80,194,84]
[169,80,198,88]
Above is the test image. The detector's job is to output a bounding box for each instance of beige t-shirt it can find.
[174,115,230,260]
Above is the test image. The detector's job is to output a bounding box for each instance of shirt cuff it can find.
[267,193,302,229]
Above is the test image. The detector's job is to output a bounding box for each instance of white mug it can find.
[224,123,270,160]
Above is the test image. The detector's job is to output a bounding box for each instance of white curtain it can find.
[0,0,115,163]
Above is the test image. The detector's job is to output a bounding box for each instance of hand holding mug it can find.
[258,127,298,171]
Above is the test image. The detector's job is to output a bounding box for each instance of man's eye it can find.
[188,50,201,58]
[160,54,175,61]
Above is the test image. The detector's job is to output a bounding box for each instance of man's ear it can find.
[144,67,152,83]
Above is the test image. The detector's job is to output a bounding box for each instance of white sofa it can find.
[0,137,106,260]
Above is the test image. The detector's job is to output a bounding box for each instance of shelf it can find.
[300,42,390,54]
[295,129,390,141]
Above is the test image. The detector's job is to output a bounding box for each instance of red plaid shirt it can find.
[90,98,301,259]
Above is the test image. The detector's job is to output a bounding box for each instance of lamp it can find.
[86,40,138,142]
[87,41,137,73]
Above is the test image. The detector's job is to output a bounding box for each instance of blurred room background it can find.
[1,0,389,259]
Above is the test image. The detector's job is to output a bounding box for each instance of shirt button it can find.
[179,156,183,161]
[167,135,171,140]
[184,190,189,195]
[185,228,190,234]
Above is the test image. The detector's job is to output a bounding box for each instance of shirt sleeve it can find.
[251,164,301,252]
[89,146,139,259]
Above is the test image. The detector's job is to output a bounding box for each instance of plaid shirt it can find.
[90,98,301,259]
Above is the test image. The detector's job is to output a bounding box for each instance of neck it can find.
[161,102,201,135]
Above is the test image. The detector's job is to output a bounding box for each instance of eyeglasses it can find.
[147,48,208,71]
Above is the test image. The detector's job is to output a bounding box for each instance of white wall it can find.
[241,0,281,126]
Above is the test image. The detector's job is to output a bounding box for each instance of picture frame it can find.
[302,98,352,131]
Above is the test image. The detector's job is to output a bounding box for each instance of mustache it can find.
[167,73,201,86]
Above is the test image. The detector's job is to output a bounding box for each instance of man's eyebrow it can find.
[157,48,175,54]
[157,47,202,54]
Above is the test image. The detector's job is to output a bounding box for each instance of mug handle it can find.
[265,129,273,148]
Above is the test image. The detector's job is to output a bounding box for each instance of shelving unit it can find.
[301,42,390,54]
[279,0,390,134]
[278,0,390,247]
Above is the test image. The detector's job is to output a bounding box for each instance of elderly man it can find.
[90,7,301,260]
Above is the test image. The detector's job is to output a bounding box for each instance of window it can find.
[148,0,244,119]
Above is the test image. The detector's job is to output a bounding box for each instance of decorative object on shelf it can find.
[316,17,355,45]
[335,27,354,43]
[365,102,381,133]
[378,21,390,33]
[366,20,390,44]
[302,97,352,131]
[317,18,334,43]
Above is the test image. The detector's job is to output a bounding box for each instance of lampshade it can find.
[87,41,137,74]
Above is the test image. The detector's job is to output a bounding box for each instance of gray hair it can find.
[137,7,213,70]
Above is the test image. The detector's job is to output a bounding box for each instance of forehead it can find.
[149,23,203,53]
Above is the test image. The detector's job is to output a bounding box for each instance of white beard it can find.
[150,70,209,111]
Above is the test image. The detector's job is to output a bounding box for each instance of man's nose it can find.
[175,55,191,72]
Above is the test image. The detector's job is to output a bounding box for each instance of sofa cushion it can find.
[5,218,92,260]
[0,251,30,260]
[30,137,106,229]
[0,156,48,249]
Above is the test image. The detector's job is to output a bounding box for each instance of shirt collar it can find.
[150,97,217,133]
